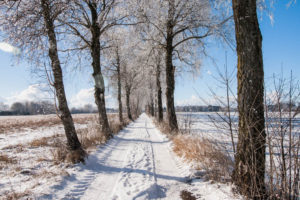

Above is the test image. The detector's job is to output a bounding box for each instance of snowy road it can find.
[43,113,188,200]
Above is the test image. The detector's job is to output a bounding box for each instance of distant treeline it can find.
[175,103,300,113]
[70,104,117,114]
[175,105,223,112]
[0,101,117,116]
[1,102,298,116]
[0,101,56,115]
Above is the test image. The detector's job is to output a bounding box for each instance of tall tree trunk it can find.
[89,2,112,139]
[150,84,154,117]
[165,0,178,132]
[134,93,140,117]
[125,87,133,120]
[40,0,84,156]
[156,63,163,122]
[117,51,123,123]
[232,0,266,198]
[150,95,154,116]
[165,37,178,131]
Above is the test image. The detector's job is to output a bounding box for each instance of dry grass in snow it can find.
[154,118,233,183]
[0,114,96,134]
[0,113,130,199]
[173,135,233,182]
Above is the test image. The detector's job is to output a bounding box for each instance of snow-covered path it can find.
[43,113,188,200]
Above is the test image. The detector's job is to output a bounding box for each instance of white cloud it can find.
[175,95,237,106]
[70,88,117,108]
[176,95,203,106]
[0,96,5,103]
[3,85,117,109]
[0,42,20,55]
[5,84,52,105]
[70,88,95,108]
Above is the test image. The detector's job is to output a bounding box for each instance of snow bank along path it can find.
[43,113,188,199]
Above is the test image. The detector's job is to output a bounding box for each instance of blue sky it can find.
[175,1,300,105]
[0,1,299,108]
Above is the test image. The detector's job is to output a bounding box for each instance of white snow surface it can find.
[37,113,242,200]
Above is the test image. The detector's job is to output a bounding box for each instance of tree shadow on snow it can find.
[132,183,167,200]
[41,146,186,199]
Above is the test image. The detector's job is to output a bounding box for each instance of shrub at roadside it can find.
[173,135,233,182]
[51,114,131,164]
[154,116,233,183]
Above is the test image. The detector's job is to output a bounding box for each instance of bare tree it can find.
[203,58,237,155]
[0,0,85,160]
[103,30,125,124]
[59,0,134,139]
[265,72,300,199]
[136,0,231,132]
[147,48,164,122]
[155,51,164,122]
[123,63,140,120]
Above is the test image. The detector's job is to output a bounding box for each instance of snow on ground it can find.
[176,112,238,155]
[0,123,86,150]
[32,113,242,200]
[0,114,97,199]
[0,113,243,199]
[3,112,297,199]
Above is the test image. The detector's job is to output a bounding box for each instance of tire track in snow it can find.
[110,120,157,199]
[42,114,188,200]
[143,119,167,199]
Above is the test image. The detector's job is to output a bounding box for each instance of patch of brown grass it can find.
[155,120,180,138]
[0,117,62,134]
[29,114,130,165]
[32,169,69,179]
[1,144,24,152]
[14,166,22,172]
[153,117,233,182]
[77,124,105,149]
[0,114,98,134]
[2,190,31,200]
[173,135,233,182]
[106,114,130,134]
[50,141,68,165]
[50,135,87,164]
[110,120,131,134]
[180,190,197,200]
[52,145,86,164]
[27,134,62,148]
[28,138,49,147]
[0,153,16,164]
[77,114,131,148]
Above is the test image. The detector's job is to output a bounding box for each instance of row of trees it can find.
[0,0,286,198]
[9,101,55,115]
[0,101,118,115]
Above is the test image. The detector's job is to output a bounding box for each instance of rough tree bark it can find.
[88,2,112,139]
[150,95,154,117]
[165,36,178,131]
[40,0,84,156]
[116,49,123,123]
[149,82,155,117]
[125,87,133,120]
[156,62,163,122]
[165,0,178,132]
[232,0,266,198]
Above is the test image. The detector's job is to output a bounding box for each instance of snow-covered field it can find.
[177,112,238,155]
[177,112,300,198]
[177,111,300,152]
[0,113,243,199]
[0,114,97,199]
